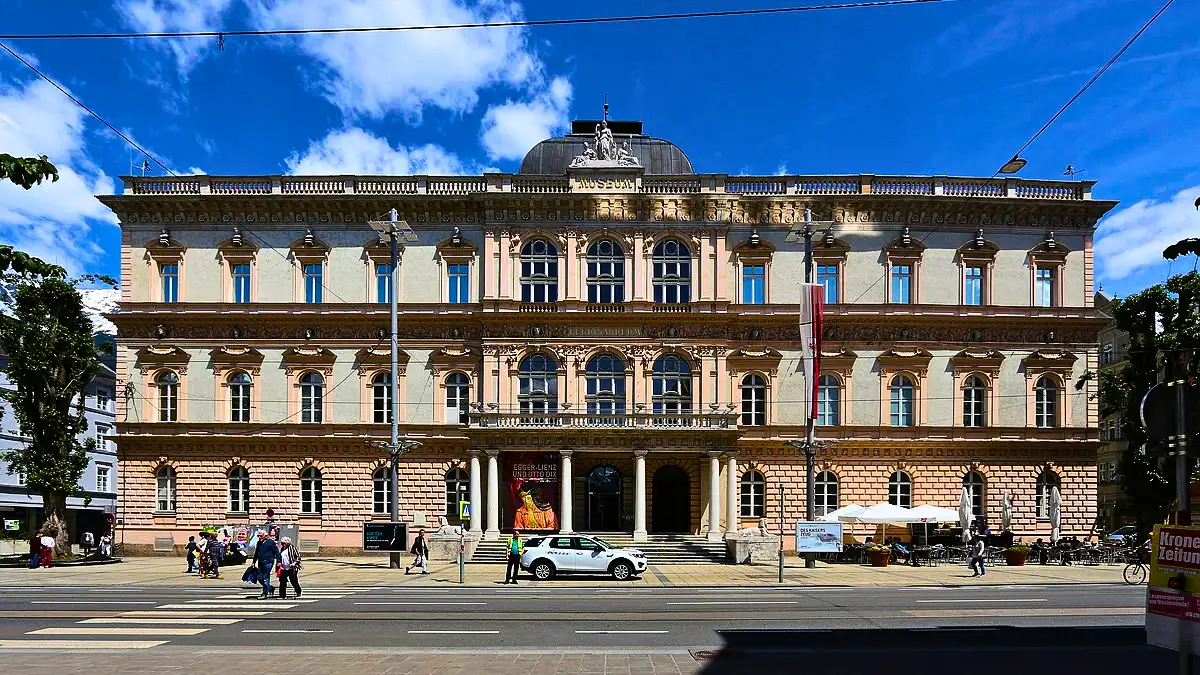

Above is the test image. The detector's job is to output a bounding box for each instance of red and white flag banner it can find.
[798,283,824,424]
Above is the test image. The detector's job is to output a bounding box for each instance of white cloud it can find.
[0,79,119,276]
[284,127,479,175]
[479,76,571,161]
[775,163,789,176]
[247,0,542,120]
[117,0,235,76]
[1094,186,1200,280]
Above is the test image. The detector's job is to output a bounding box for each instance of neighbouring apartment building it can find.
[1095,290,1130,529]
[100,115,1115,555]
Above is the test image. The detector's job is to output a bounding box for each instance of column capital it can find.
[633,448,649,459]
[468,448,482,457]
[707,450,722,459]
[559,448,574,458]
[484,447,501,458]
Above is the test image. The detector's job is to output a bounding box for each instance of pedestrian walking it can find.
[185,535,198,573]
[967,534,986,577]
[81,531,94,557]
[406,529,429,575]
[277,537,302,599]
[207,533,225,580]
[99,534,112,557]
[252,530,280,599]
[38,533,55,568]
[27,534,39,569]
[504,529,523,584]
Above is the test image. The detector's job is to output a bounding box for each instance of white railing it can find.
[873,178,933,196]
[469,411,739,430]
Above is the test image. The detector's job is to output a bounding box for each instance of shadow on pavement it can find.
[694,626,1173,675]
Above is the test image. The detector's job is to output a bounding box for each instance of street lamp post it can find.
[786,438,826,569]
[369,209,421,569]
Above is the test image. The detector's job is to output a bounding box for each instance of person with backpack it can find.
[406,529,429,575]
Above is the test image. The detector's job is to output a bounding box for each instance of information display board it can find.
[363,522,408,552]
[795,521,843,553]
[1146,524,1200,654]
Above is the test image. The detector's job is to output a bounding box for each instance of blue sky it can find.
[0,0,1197,298]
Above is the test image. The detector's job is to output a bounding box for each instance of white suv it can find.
[520,535,647,581]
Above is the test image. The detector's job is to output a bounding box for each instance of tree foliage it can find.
[0,154,59,190]
[1102,270,1200,534]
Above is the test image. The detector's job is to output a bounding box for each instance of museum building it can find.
[101,115,1116,555]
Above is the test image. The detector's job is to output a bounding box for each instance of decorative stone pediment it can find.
[883,227,927,255]
[950,348,1005,377]
[363,234,402,263]
[282,346,336,376]
[209,346,264,376]
[877,347,933,376]
[820,348,858,377]
[144,227,186,260]
[216,227,259,260]
[731,231,776,257]
[436,228,477,258]
[135,345,190,375]
[1023,350,1077,376]
[1028,232,1071,261]
[726,347,782,375]
[354,347,410,376]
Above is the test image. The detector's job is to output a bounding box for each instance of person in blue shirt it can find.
[504,530,523,585]
[252,530,280,599]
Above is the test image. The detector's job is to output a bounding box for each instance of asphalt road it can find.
[0,581,1153,651]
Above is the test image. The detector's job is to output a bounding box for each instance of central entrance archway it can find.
[652,465,690,533]
[586,465,622,531]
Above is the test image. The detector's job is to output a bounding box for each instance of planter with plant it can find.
[1004,544,1030,566]
[867,545,891,567]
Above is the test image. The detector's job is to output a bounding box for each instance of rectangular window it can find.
[1101,343,1114,366]
[964,266,984,306]
[375,263,392,304]
[231,263,251,303]
[303,263,323,303]
[889,264,912,304]
[96,465,111,493]
[448,264,470,304]
[742,264,765,304]
[816,264,839,304]
[160,263,179,303]
[1035,266,1055,307]
[96,387,110,410]
[95,424,108,450]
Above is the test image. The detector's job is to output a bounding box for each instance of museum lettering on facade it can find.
[100,114,1115,555]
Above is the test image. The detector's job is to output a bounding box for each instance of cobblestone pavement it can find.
[0,555,1127,588]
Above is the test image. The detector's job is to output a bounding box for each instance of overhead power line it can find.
[0,0,955,41]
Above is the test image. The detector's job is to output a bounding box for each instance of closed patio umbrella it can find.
[1050,486,1062,542]
[958,487,972,542]
[1002,492,1013,532]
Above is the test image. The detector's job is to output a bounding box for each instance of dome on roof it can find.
[518,119,694,175]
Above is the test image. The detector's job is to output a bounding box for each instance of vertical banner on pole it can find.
[798,283,824,423]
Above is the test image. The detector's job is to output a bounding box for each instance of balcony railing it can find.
[468,411,739,430]
[120,174,1096,201]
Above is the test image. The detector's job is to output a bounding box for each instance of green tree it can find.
[0,154,58,190]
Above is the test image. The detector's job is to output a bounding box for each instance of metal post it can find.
[778,484,784,583]
[1174,377,1191,675]
[803,209,818,570]
[459,529,466,585]
[388,208,402,570]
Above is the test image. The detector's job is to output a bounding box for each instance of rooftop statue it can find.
[569,114,642,169]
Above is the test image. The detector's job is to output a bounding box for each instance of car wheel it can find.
[532,560,555,580]
[611,561,632,581]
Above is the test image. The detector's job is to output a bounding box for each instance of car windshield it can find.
[589,537,612,549]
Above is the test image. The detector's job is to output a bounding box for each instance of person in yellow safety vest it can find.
[504,529,524,584]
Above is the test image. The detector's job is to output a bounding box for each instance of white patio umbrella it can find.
[1001,492,1014,532]
[819,504,866,522]
[958,487,973,542]
[1050,486,1062,542]
[842,502,921,525]
[909,505,961,523]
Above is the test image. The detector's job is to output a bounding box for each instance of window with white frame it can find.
[652,239,691,304]
[300,466,322,515]
[652,355,692,422]
[889,263,913,304]
[1034,266,1056,307]
[740,373,767,426]
[447,263,470,303]
[160,263,179,303]
[227,466,250,514]
[963,471,986,519]
[520,239,559,303]
[888,471,912,507]
[1035,375,1059,428]
[300,372,324,424]
[740,469,765,518]
[445,372,470,424]
[585,354,626,423]
[817,374,840,426]
[96,387,111,410]
[1035,469,1060,520]
[445,467,468,518]
[372,372,392,424]
[303,263,323,303]
[96,464,111,494]
[741,264,765,304]
[156,371,179,422]
[232,263,252,303]
[889,374,916,427]
[586,239,625,303]
[518,354,558,420]
[1101,343,1114,366]
[94,424,108,450]
[229,371,252,423]
[375,263,393,304]
[156,466,176,512]
[814,471,839,516]
[372,467,393,515]
[816,264,839,304]
[964,266,984,306]
[962,375,987,427]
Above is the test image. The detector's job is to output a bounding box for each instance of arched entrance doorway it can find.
[652,465,690,533]
[586,465,622,531]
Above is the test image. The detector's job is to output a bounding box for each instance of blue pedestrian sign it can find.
[459,501,472,519]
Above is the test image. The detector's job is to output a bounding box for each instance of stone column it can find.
[485,448,500,540]
[707,451,722,542]
[725,453,738,538]
[633,449,648,542]
[560,449,574,533]
[468,449,482,533]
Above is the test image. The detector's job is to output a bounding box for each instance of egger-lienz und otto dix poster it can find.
[1146,524,1200,654]
[506,453,559,532]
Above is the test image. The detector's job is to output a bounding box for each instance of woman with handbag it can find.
[277,537,302,599]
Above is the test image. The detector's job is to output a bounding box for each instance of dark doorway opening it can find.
[652,465,690,533]
[586,465,622,531]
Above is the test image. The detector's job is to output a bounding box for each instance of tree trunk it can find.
[39,492,71,559]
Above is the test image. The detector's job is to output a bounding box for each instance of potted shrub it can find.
[867,545,891,567]
[1004,544,1030,566]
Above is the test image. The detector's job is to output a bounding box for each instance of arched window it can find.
[156,371,179,422]
[1035,375,1059,428]
[888,471,912,507]
[585,354,626,424]
[445,467,469,518]
[814,471,839,516]
[372,467,393,515]
[518,354,558,421]
[817,374,841,426]
[962,375,986,428]
[155,466,177,512]
[963,471,986,519]
[227,466,250,514]
[520,238,558,303]
[445,372,470,424]
[300,372,324,424]
[1036,469,1060,520]
[300,466,322,515]
[652,354,692,423]
[889,374,915,427]
[652,239,691,304]
[587,239,624,303]
[740,374,767,426]
[740,469,766,518]
[372,372,392,424]
[229,371,252,423]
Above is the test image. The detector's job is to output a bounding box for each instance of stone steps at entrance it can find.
[468,534,728,565]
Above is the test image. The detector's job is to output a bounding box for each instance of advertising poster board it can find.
[363,522,408,552]
[506,453,559,532]
[795,521,843,553]
[1146,524,1200,654]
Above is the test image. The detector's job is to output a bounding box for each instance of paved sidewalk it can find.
[0,555,1127,588]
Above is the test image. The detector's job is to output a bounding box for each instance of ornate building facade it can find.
[102,118,1115,555]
